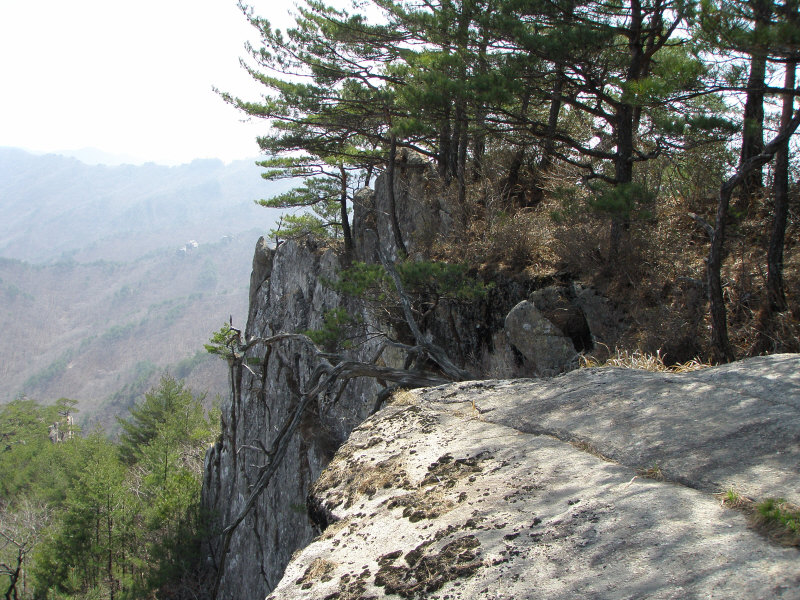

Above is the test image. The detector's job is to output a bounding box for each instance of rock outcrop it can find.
[201,157,625,599]
[504,300,579,376]
[202,238,384,599]
[268,354,800,599]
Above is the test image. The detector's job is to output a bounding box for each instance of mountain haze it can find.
[0,148,285,427]
[0,147,287,263]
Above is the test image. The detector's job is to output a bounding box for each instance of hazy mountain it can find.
[50,147,144,166]
[0,148,288,428]
[0,147,288,263]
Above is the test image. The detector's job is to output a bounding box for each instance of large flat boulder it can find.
[267,355,800,599]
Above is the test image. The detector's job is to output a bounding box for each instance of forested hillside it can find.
[0,234,254,429]
[229,0,800,363]
[0,377,217,599]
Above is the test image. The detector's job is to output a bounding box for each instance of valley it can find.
[0,148,283,428]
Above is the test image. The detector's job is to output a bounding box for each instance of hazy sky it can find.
[0,0,297,165]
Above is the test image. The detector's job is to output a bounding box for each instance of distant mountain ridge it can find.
[48,147,146,166]
[0,147,287,263]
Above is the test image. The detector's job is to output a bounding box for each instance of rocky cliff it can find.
[202,161,627,599]
[269,354,800,599]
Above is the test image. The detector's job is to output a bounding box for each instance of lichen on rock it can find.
[266,355,800,599]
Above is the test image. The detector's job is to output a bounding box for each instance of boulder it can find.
[268,354,800,600]
[504,300,579,376]
[529,284,626,355]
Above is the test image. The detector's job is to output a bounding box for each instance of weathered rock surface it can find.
[504,300,579,376]
[529,283,625,354]
[201,236,574,599]
[268,354,800,599]
[371,149,450,260]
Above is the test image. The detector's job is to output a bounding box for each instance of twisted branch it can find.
[211,274,469,597]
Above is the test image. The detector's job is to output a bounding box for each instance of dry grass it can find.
[296,557,337,585]
[318,516,354,541]
[640,462,665,481]
[581,348,710,373]
[717,488,755,511]
[389,389,420,406]
[314,450,411,511]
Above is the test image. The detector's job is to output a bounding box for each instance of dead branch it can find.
[211,323,460,598]
[375,242,472,381]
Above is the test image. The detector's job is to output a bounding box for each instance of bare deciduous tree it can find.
[0,499,51,600]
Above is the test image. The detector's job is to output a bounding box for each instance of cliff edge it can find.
[268,354,800,599]
[202,161,628,599]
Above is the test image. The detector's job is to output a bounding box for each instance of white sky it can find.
[0,0,298,165]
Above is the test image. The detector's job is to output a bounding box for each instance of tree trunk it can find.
[339,165,353,255]
[610,103,635,262]
[455,102,469,221]
[387,133,407,257]
[449,109,462,182]
[4,553,21,600]
[438,106,453,183]
[610,0,643,263]
[766,60,795,313]
[753,58,796,354]
[529,72,564,207]
[737,1,771,210]
[708,93,800,362]
[363,164,373,189]
[471,32,489,182]
[504,92,531,205]
[708,179,738,363]
[738,54,767,201]
[471,109,486,182]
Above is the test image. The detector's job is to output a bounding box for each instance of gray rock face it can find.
[201,235,547,598]
[504,300,579,376]
[529,283,626,354]
[571,283,626,351]
[202,238,385,600]
[268,355,800,600]
[248,236,274,323]
[202,166,624,598]
[202,238,565,598]
[373,149,450,259]
[350,187,378,264]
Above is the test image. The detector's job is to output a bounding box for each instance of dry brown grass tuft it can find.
[581,348,710,372]
[296,557,337,586]
[717,488,755,511]
[389,389,420,406]
[640,463,665,481]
